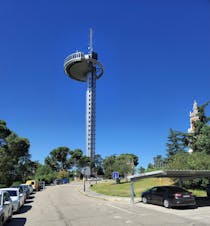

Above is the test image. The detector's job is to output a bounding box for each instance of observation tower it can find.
[64,29,104,159]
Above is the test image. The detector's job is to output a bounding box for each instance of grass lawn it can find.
[91,178,207,197]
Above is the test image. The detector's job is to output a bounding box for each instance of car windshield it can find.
[7,190,17,196]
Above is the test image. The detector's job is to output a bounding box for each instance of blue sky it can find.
[0,0,209,168]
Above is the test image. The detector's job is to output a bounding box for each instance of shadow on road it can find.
[196,197,210,207]
[6,217,26,226]
[27,195,35,199]
[25,200,33,204]
[18,205,32,214]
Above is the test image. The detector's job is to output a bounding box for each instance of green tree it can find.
[189,101,210,153]
[115,154,135,177]
[35,164,56,183]
[166,128,186,158]
[166,151,210,188]
[120,154,139,167]
[192,125,210,154]
[103,154,138,179]
[138,166,145,174]
[167,152,210,171]
[56,170,69,180]
[45,146,71,171]
[69,149,83,168]
[146,163,154,172]
[93,154,104,176]
[0,129,31,186]
[0,120,11,147]
[153,155,166,168]
[103,155,116,178]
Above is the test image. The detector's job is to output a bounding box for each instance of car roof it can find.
[151,186,187,190]
[153,186,180,188]
[0,190,9,195]
[0,187,18,191]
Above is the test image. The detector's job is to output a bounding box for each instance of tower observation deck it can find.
[64,30,104,159]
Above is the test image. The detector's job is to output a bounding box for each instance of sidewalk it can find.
[77,180,140,204]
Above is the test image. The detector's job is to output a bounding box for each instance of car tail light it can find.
[174,193,182,198]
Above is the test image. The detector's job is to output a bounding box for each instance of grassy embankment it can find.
[91,178,206,197]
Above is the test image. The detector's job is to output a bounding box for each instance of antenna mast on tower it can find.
[89,28,93,54]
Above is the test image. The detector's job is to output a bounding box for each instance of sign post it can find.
[112,171,119,183]
[81,166,91,192]
[112,171,119,196]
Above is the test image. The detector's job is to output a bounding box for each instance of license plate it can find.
[183,195,190,198]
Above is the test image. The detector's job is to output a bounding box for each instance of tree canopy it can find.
[0,120,32,186]
[103,153,139,178]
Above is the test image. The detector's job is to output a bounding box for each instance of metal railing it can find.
[64,51,84,65]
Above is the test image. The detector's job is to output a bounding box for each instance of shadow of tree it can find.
[6,217,26,226]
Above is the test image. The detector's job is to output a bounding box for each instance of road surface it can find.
[6,182,209,226]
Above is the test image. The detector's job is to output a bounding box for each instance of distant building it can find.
[188,100,199,153]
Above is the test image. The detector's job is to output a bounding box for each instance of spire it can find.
[193,100,198,112]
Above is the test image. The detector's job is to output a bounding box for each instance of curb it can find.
[77,185,140,204]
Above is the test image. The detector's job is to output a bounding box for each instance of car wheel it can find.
[142,196,148,204]
[163,199,170,208]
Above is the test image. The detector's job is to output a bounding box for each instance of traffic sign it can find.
[112,171,119,179]
[81,166,91,176]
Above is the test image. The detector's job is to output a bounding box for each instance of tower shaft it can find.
[86,66,96,158]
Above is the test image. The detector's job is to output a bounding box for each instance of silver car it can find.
[0,190,13,226]
[0,188,24,213]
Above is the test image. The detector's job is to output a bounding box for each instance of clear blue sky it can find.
[0,0,209,168]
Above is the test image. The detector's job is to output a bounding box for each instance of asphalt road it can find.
[6,182,210,226]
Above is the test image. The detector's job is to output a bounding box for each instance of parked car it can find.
[27,185,33,194]
[39,181,45,190]
[0,188,24,213]
[11,186,27,202]
[141,186,196,208]
[20,184,30,198]
[26,180,39,191]
[54,179,62,185]
[0,190,13,225]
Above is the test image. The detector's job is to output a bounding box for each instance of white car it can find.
[0,190,13,225]
[0,188,24,213]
